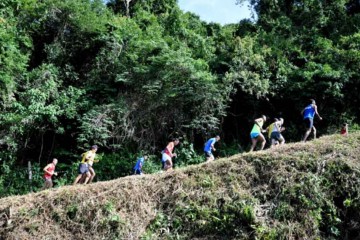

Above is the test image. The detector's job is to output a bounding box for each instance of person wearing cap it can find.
[204,135,220,162]
[270,118,286,147]
[249,115,267,152]
[301,99,322,142]
[73,145,98,185]
[42,158,58,189]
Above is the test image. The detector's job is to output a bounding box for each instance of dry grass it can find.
[0,133,359,239]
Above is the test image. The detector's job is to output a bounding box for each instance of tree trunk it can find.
[28,161,33,192]
[124,0,132,17]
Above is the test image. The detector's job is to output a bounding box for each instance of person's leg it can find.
[83,172,91,184]
[279,135,285,145]
[206,153,215,162]
[205,152,213,162]
[250,138,257,152]
[270,138,276,148]
[88,167,96,183]
[48,179,53,188]
[313,126,317,139]
[73,174,83,185]
[164,159,173,171]
[42,179,51,189]
[303,128,311,142]
[205,152,209,161]
[79,174,87,183]
[303,118,313,142]
[259,134,266,150]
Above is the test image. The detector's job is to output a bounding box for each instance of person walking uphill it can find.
[270,118,285,147]
[301,99,322,142]
[340,123,348,136]
[73,145,98,185]
[133,155,148,175]
[161,139,179,172]
[42,158,58,189]
[250,115,267,152]
[204,135,220,162]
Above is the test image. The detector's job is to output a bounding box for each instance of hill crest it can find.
[0,133,360,239]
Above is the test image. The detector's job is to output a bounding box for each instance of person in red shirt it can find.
[42,158,58,189]
[161,139,180,171]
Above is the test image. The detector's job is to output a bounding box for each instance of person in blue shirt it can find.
[204,135,220,162]
[133,156,148,175]
[301,99,322,142]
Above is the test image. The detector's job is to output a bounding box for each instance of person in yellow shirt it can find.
[73,145,98,185]
[86,145,99,183]
[266,118,278,140]
[270,118,285,148]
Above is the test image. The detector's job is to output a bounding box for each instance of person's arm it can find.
[255,118,266,132]
[93,156,99,163]
[254,118,262,124]
[167,142,176,157]
[314,105,322,120]
[43,164,52,175]
[277,121,285,132]
[85,152,92,160]
[211,141,216,151]
[265,125,270,132]
[87,152,98,162]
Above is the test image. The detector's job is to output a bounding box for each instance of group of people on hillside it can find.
[249,99,324,151]
[42,99,349,189]
[41,145,99,190]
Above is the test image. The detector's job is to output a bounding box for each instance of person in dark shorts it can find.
[73,161,91,185]
[301,99,322,142]
[73,145,98,185]
[204,135,220,162]
[133,155,148,175]
[270,118,285,147]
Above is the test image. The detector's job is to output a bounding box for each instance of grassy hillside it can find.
[1,133,360,240]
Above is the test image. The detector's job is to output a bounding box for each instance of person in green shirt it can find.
[249,115,267,152]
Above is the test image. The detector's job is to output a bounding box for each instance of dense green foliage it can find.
[0,0,359,196]
[1,133,359,239]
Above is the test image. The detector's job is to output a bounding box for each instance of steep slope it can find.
[0,133,360,240]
